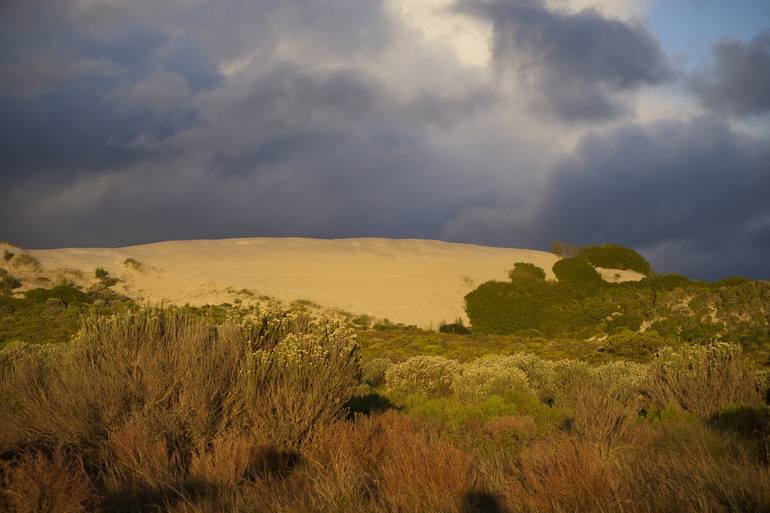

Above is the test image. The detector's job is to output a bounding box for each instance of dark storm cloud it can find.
[529,117,770,278]
[0,61,485,248]
[691,31,770,117]
[459,0,672,121]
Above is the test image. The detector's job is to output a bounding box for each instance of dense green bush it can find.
[466,255,770,347]
[552,257,604,292]
[599,329,665,359]
[439,321,471,334]
[452,355,532,402]
[578,244,653,275]
[508,262,546,281]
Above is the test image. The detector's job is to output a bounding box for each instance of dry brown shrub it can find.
[569,381,643,448]
[648,344,762,417]
[376,414,475,513]
[624,421,770,513]
[102,420,175,488]
[506,435,630,513]
[481,415,537,440]
[1,449,93,513]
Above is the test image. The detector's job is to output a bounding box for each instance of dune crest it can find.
[23,237,562,327]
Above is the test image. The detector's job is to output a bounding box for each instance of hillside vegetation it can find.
[466,248,770,356]
[1,308,769,513]
[1,241,769,512]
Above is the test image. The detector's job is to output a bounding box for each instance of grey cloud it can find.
[691,31,770,117]
[443,116,770,279]
[0,62,485,248]
[460,0,671,121]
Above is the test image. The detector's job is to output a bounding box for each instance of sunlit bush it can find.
[362,357,392,388]
[384,356,459,397]
[648,343,762,417]
[452,355,532,402]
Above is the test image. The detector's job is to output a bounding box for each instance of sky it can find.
[1,0,769,279]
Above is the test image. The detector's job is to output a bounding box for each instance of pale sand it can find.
[24,237,561,328]
[595,267,646,283]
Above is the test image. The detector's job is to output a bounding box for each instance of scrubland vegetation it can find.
[1,305,769,513]
[466,252,770,360]
[1,242,769,512]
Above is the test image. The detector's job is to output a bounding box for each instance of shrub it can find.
[578,243,653,276]
[94,267,118,287]
[552,257,604,292]
[439,318,471,335]
[508,262,546,281]
[507,353,558,402]
[385,356,460,397]
[0,307,361,456]
[0,269,22,295]
[568,380,643,447]
[452,355,533,402]
[599,329,665,359]
[1,449,93,513]
[591,360,647,392]
[11,253,40,270]
[3,249,13,262]
[122,258,144,271]
[648,343,762,417]
[362,357,392,387]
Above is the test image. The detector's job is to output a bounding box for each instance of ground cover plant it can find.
[1,305,769,513]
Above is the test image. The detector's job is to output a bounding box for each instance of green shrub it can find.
[385,356,460,397]
[439,319,471,335]
[578,244,653,275]
[362,357,392,387]
[24,285,89,305]
[94,267,118,287]
[508,262,546,281]
[552,257,604,292]
[452,355,533,402]
[599,329,665,359]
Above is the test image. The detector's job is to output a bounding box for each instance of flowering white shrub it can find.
[648,343,761,417]
[591,361,647,392]
[385,356,460,397]
[452,355,532,401]
[507,353,558,401]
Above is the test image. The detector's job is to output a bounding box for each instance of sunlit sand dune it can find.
[26,237,563,327]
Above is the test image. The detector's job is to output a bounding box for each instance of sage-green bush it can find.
[385,356,459,397]
[452,355,532,402]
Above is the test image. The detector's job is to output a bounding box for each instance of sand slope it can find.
[24,237,560,328]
